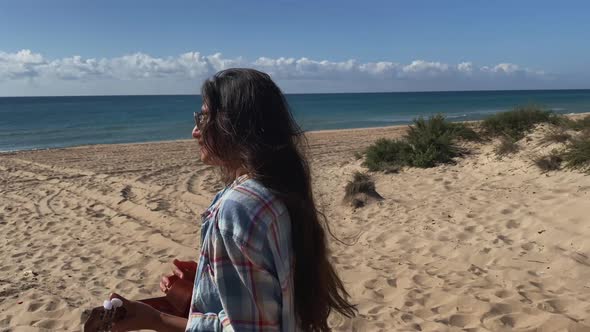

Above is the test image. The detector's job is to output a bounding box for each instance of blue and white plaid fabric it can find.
[186,176,297,332]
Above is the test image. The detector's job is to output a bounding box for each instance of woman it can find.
[110,68,356,331]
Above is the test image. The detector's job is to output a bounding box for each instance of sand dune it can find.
[1,125,590,331]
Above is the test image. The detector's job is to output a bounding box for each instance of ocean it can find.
[1,90,590,152]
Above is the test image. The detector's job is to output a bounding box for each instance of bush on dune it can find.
[450,122,481,142]
[363,138,412,171]
[345,172,377,196]
[481,105,560,140]
[360,107,590,175]
[560,115,590,132]
[562,135,590,174]
[577,116,590,131]
[541,127,572,145]
[405,115,461,167]
[406,114,480,143]
[494,136,519,156]
[343,171,383,208]
[363,114,468,171]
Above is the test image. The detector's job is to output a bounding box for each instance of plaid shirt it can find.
[186,176,297,332]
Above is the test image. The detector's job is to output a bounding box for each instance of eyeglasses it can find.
[194,111,207,130]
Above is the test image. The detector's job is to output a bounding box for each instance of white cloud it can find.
[358,61,399,76]
[0,49,554,95]
[493,63,520,74]
[0,49,46,79]
[253,57,360,79]
[42,56,107,80]
[402,60,450,77]
[457,62,473,74]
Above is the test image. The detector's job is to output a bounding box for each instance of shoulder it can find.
[216,179,288,247]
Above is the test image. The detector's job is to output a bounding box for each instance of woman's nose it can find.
[192,126,200,139]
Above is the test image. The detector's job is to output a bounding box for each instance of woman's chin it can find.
[199,151,211,164]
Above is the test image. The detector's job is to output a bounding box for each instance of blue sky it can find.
[1,0,589,96]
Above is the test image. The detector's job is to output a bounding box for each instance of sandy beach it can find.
[1,123,590,331]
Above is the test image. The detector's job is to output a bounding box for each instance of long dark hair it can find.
[200,68,357,331]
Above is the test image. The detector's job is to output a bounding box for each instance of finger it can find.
[162,275,171,286]
[172,266,184,279]
[160,276,172,293]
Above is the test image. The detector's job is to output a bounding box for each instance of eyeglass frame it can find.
[194,111,208,130]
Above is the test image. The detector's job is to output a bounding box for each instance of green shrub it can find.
[345,172,375,196]
[541,128,571,145]
[494,136,519,156]
[534,153,563,172]
[405,115,461,167]
[563,115,590,132]
[563,137,590,173]
[363,138,412,171]
[344,172,383,207]
[363,114,468,170]
[481,105,559,140]
[450,122,481,141]
[554,116,575,129]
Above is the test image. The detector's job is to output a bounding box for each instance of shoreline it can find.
[3,112,589,155]
[1,124,413,155]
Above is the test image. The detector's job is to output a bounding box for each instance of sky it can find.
[0,0,589,96]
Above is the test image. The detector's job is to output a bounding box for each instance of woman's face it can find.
[192,104,213,165]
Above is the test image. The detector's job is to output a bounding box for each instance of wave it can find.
[365,108,511,124]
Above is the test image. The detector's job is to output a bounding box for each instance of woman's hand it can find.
[159,259,197,294]
[109,293,161,332]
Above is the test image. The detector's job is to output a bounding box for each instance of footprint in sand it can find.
[468,264,487,276]
[494,289,513,299]
[386,278,397,287]
[464,225,477,232]
[400,313,414,323]
[493,235,513,245]
[537,298,570,313]
[448,314,480,328]
[27,302,44,312]
[367,305,385,314]
[147,199,170,212]
[498,315,516,328]
[484,302,513,318]
[506,219,520,229]
[457,232,474,241]
[0,315,12,327]
[34,319,60,329]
